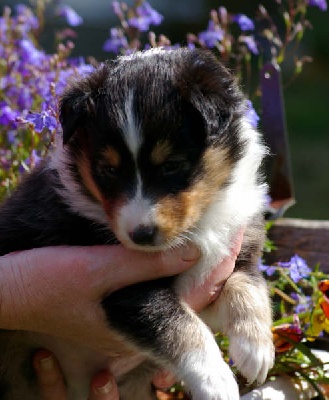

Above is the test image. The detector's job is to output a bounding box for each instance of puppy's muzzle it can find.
[128,224,158,246]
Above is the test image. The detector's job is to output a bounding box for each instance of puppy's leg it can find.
[202,270,274,384]
[103,278,239,400]
[201,223,274,385]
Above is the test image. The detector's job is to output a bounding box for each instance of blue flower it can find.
[16,4,39,33]
[308,0,327,11]
[112,1,122,16]
[0,101,19,127]
[233,14,255,31]
[137,2,163,25]
[279,255,311,283]
[241,36,259,55]
[27,150,42,166]
[18,38,46,66]
[57,5,83,27]
[127,2,163,32]
[244,100,260,128]
[103,28,128,53]
[25,104,57,133]
[198,20,224,48]
[291,293,312,314]
[258,258,276,276]
[127,16,150,32]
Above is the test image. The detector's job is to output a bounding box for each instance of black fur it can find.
[0,165,117,255]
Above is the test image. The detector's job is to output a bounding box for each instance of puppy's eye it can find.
[98,165,118,178]
[159,160,189,177]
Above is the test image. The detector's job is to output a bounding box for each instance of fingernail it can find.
[154,371,176,389]
[95,380,112,395]
[39,355,55,371]
[179,245,200,262]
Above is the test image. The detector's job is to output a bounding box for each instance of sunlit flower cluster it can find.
[0,2,93,197]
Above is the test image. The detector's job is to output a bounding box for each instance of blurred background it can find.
[1,0,328,220]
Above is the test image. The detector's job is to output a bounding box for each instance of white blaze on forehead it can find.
[120,90,141,161]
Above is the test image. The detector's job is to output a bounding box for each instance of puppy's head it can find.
[59,48,246,250]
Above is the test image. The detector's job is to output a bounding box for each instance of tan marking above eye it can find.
[151,140,173,165]
[102,146,121,168]
[77,152,103,202]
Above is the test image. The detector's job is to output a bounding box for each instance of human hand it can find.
[33,349,118,400]
[0,244,199,351]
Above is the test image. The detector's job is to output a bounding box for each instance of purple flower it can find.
[258,258,276,276]
[103,28,128,53]
[0,101,19,127]
[18,38,46,65]
[279,255,311,283]
[198,20,224,48]
[112,1,122,16]
[291,293,312,314]
[128,2,163,32]
[308,0,328,11]
[137,2,163,25]
[245,100,260,128]
[17,86,33,111]
[241,36,259,55]
[76,63,95,76]
[15,4,39,32]
[127,16,150,31]
[25,104,57,133]
[26,150,42,166]
[232,14,255,31]
[7,131,17,144]
[57,5,83,27]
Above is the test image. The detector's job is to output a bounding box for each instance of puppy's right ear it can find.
[59,88,96,145]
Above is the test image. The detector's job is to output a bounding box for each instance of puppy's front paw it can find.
[229,330,274,385]
[189,360,239,400]
[179,334,240,400]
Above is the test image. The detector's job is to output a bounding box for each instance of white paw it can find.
[178,320,240,400]
[186,358,239,400]
[229,332,275,384]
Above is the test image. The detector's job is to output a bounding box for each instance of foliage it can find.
[0,0,328,397]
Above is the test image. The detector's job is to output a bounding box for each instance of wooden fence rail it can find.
[266,218,329,273]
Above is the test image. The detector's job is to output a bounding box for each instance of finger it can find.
[33,350,67,400]
[183,227,245,313]
[89,370,119,400]
[82,244,200,294]
[152,370,176,389]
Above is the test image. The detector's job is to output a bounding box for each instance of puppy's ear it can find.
[59,88,96,145]
[59,65,110,145]
[177,49,243,139]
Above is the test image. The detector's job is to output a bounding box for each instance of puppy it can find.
[0,48,274,400]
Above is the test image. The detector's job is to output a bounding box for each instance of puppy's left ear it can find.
[178,49,243,139]
[59,87,96,145]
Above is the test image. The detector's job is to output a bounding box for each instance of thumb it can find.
[87,244,200,294]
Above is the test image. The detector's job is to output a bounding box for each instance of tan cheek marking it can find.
[102,146,121,168]
[151,140,172,165]
[156,147,232,242]
[77,153,103,203]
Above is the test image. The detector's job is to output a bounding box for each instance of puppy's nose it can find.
[129,224,158,246]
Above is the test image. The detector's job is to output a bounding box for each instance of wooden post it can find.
[266,218,329,273]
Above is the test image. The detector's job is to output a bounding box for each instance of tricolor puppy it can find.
[0,48,274,400]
